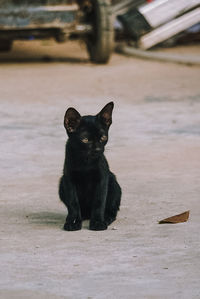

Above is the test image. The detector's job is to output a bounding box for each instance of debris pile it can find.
[113,0,200,49]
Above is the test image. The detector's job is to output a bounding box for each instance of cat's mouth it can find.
[80,149,104,161]
[90,152,101,158]
[88,150,103,159]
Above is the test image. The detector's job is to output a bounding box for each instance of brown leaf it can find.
[159,210,190,224]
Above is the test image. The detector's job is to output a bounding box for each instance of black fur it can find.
[59,102,121,231]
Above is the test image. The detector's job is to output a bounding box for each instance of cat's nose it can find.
[95,147,101,153]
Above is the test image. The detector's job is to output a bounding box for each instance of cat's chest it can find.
[71,170,100,202]
[71,169,101,186]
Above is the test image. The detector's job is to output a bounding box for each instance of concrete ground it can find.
[0,40,200,299]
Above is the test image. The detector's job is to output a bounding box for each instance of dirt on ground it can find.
[0,40,200,299]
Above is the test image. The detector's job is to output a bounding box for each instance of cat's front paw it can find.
[89,220,107,231]
[64,219,82,231]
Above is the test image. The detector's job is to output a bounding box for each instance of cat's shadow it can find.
[27,211,89,230]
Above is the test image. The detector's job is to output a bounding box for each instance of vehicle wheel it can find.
[85,0,114,64]
[0,40,12,52]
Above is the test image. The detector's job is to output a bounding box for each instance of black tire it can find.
[0,40,12,52]
[85,0,114,64]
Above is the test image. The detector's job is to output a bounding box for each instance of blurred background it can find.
[0,0,199,61]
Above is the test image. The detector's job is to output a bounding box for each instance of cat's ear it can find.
[64,108,81,133]
[98,102,114,127]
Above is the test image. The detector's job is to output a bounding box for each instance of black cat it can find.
[59,102,121,231]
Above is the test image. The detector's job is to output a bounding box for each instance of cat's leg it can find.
[89,178,108,231]
[59,176,82,231]
[104,172,121,226]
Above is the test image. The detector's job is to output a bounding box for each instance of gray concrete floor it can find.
[0,40,200,299]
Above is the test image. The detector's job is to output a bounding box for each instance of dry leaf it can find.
[159,210,190,224]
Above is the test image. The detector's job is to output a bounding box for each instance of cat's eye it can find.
[82,138,89,143]
[100,135,107,142]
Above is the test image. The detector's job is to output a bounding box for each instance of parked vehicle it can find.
[0,0,114,63]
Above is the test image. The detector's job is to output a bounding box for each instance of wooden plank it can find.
[139,8,200,49]
[139,0,200,28]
